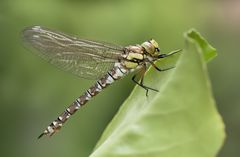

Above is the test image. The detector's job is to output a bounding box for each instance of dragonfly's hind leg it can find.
[132,65,159,97]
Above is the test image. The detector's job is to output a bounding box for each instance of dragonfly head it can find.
[142,39,160,57]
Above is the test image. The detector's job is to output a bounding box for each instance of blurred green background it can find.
[0,0,238,156]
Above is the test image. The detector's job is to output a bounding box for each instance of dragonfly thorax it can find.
[141,39,160,57]
[122,40,160,69]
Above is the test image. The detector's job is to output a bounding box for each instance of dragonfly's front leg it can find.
[158,49,182,59]
[133,50,182,96]
[132,64,159,97]
[148,49,182,72]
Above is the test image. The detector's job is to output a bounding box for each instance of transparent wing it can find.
[22,26,124,79]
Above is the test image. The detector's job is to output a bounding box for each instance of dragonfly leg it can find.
[149,61,175,72]
[132,66,159,97]
[158,49,182,58]
[146,49,181,72]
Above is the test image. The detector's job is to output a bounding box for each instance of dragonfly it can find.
[22,26,180,138]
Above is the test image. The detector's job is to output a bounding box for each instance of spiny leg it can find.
[132,65,159,96]
[132,75,159,96]
[149,61,175,72]
[134,50,182,95]
[158,49,182,59]
[149,49,182,72]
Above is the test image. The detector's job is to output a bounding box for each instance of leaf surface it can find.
[90,29,225,157]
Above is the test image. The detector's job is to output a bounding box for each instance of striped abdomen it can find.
[38,63,128,138]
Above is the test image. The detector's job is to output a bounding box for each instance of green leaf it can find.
[90,29,225,157]
[185,29,217,62]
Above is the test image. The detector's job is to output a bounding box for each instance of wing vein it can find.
[22,26,124,79]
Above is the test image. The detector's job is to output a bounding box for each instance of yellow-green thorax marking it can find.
[122,39,161,69]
